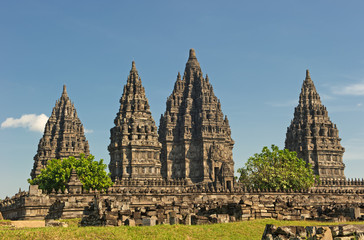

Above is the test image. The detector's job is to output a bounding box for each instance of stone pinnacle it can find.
[62,85,68,98]
[189,48,196,59]
[306,69,311,80]
[186,48,200,70]
[131,61,137,71]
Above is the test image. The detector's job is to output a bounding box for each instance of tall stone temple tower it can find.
[285,70,345,179]
[158,49,235,187]
[108,61,162,181]
[31,85,90,179]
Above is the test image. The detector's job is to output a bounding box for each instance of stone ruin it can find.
[0,179,363,224]
[0,49,363,226]
[262,224,364,240]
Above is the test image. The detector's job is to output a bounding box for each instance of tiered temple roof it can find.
[30,85,90,179]
[285,70,345,179]
[108,61,162,181]
[158,49,234,187]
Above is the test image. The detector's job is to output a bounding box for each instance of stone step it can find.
[11,220,45,228]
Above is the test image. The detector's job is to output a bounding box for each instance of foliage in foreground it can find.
[237,145,317,191]
[28,154,113,193]
[0,219,363,240]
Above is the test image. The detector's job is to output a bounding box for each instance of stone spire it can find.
[185,48,201,71]
[30,85,90,179]
[108,61,161,181]
[62,85,68,98]
[159,49,234,187]
[306,69,311,79]
[285,70,345,179]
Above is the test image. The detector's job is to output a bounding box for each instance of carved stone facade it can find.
[108,61,162,181]
[30,85,90,179]
[158,49,234,187]
[285,70,345,179]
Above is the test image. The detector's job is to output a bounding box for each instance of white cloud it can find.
[1,114,48,133]
[332,82,364,96]
[84,129,94,134]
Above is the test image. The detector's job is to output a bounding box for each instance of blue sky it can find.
[1,1,363,198]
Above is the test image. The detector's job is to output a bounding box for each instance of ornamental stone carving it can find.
[158,49,235,188]
[108,61,162,181]
[285,70,345,180]
[30,85,90,179]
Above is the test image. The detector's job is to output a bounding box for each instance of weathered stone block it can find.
[142,217,156,226]
[127,219,135,226]
[216,214,229,223]
[147,211,157,217]
[133,212,141,219]
[242,209,250,214]
[169,216,176,225]
[45,220,68,227]
[119,210,131,216]
[184,214,192,225]
[261,212,272,218]
[135,219,143,226]
[339,225,364,236]
[157,217,165,224]
[316,226,332,240]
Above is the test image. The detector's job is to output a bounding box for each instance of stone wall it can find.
[315,178,364,192]
[1,181,364,225]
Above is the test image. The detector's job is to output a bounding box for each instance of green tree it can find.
[237,145,317,191]
[28,154,113,193]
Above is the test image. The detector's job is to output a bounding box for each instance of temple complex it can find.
[2,50,364,224]
[285,70,345,179]
[30,85,90,179]
[158,49,235,188]
[108,61,162,181]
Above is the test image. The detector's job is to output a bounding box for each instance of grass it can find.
[0,219,363,240]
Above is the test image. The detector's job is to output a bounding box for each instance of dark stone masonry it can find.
[1,49,363,226]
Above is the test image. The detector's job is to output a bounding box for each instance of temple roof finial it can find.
[306,69,311,80]
[62,85,68,97]
[131,61,137,71]
[186,48,200,70]
[189,49,196,59]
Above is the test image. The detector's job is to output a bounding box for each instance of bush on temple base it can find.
[28,154,113,193]
[238,145,317,191]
